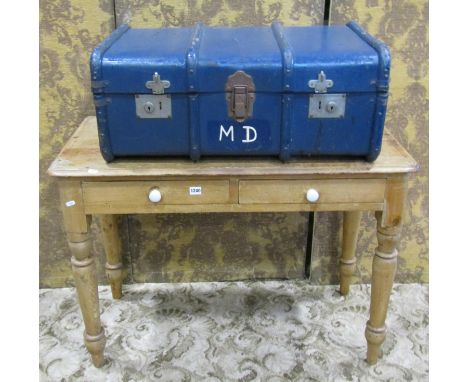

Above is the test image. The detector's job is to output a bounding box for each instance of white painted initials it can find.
[219,125,234,142]
[242,125,257,143]
[218,124,258,144]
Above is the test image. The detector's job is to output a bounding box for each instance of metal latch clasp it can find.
[146,72,171,94]
[225,71,255,122]
[308,71,333,93]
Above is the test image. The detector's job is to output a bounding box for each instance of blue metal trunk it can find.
[90,22,390,162]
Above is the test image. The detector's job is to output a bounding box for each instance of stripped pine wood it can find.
[99,215,124,299]
[83,180,231,207]
[366,176,408,364]
[239,179,386,204]
[59,181,106,367]
[340,211,362,296]
[82,202,384,215]
[49,117,418,367]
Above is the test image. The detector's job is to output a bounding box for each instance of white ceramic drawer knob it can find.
[306,188,320,203]
[148,188,162,203]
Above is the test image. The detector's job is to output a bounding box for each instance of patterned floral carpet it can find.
[39,282,428,381]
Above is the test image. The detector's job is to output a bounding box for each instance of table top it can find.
[48,116,418,179]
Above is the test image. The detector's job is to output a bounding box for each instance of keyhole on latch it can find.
[144,102,155,113]
[326,101,337,113]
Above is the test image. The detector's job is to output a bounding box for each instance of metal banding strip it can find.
[90,23,130,91]
[346,21,391,92]
[187,24,203,160]
[367,91,389,161]
[271,21,294,91]
[90,24,129,162]
[346,21,391,161]
[280,95,292,161]
[271,22,294,161]
[91,80,109,89]
[189,95,201,161]
[186,23,203,92]
[93,96,110,107]
[94,94,114,161]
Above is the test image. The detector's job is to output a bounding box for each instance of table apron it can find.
[81,177,386,215]
[83,202,384,214]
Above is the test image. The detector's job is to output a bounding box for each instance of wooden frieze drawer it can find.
[239,179,386,204]
[82,180,231,211]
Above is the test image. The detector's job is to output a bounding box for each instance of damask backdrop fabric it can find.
[40,0,116,287]
[324,0,429,285]
[39,0,428,287]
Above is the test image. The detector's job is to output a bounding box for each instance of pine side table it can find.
[48,116,418,367]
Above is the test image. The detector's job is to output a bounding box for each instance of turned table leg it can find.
[365,177,407,364]
[340,211,362,295]
[99,215,123,299]
[59,181,106,367]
